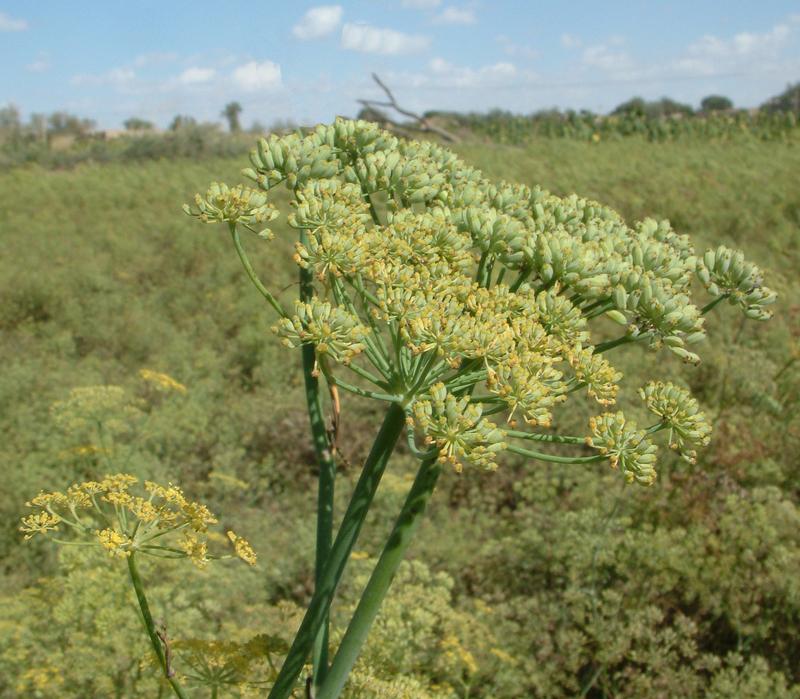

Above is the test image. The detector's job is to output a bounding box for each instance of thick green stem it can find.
[316,455,442,699]
[299,228,337,690]
[127,554,190,699]
[267,403,407,699]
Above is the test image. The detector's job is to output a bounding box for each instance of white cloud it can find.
[402,0,441,8]
[292,5,343,40]
[496,35,539,60]
[71,68,136,87]
[232,60,282,91]
[672,20,796,78]
[427,57,517,86]
[581,44,634,73]
[0,11,27,31]
[688,23,790,60]
[561,33,582,49]
[178,67,216,85]
[133,52,178,68]
[108,68,135,85]
[341,23,430,54]
[26,56,50,73]
[434,6,476,25]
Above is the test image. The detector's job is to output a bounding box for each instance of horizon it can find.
[2,1,799,130]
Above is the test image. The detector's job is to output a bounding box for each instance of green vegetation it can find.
[1,130,798,698]
[433,107,798,145]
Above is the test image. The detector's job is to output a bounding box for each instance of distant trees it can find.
[0,104,21,132]
[222,101,243,133]
[700,95,733,112]
[761,82,800,113]
[612,96,694,118]
[46,112,95,136]
[123,117,154,131]
[169,115,197,131]
[612,97,647,117]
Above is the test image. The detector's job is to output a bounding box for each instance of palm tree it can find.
[222,102,243,133]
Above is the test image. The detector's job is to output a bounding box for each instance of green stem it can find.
[330,376,401,403]
[584,301,615,319]
[701,295,727,314]
[509,266,532,292]
[506,430,587,444]
[229,224,286,317]
[507,444,606,464]
[299,228,337,691]
[594,335,636,354]
[127,554,190,699]
[476,251,490,287]
[316,454,442,699]
[267,403,407,699]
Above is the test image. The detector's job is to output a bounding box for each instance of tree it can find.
[701,95,733,112]
[612,97,693,119]
[222,102,243,133]
[169,115,197,131]
[46,112,95,136]
[651,97,694,118]
[123,117,154,131]
[0,104,21,133]
[761,82,800,113]
[612,97,647,117]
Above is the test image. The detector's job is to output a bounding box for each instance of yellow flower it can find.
[139,368,188,394]
[227,531,257,566]
[181,531,209,568]
[23,474,251,568]
[19,512,62,540]
[97,528,131,558]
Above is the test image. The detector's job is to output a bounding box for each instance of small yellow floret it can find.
[139,368,188,394]
[97,528,131,558]
[227,531,257,566]
[19,512,62,539]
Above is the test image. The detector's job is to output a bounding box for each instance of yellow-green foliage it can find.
[439,108,799,145]
[1,132,798,697]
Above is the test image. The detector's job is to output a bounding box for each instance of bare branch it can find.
[358,73,460,143]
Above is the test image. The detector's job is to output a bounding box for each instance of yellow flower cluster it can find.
[184,181,279,237]
[141,634,285,694]
[227,530,258,566]
[413,383,507,472]
[275,300,369,365]
[21,474,255,567]
[639,380,712,463]
[139,368,187,394]
[187,117,774,483]
[586,413,659,485]
[50,385,142,436]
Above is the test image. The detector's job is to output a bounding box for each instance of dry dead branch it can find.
[357,73,460,143]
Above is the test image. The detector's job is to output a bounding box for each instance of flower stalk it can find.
[299,225,338,690]
[315,453,442,699]
[266,403,407,699]
[127,553,190,699]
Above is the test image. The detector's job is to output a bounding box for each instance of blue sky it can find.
[2,1,799,129]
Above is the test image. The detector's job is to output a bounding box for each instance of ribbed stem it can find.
[127,554,190,699]
[299,226,338,691]
[316,454,442,699]
[267,403,407,699]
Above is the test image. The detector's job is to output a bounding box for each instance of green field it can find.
[1,136,799,698]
